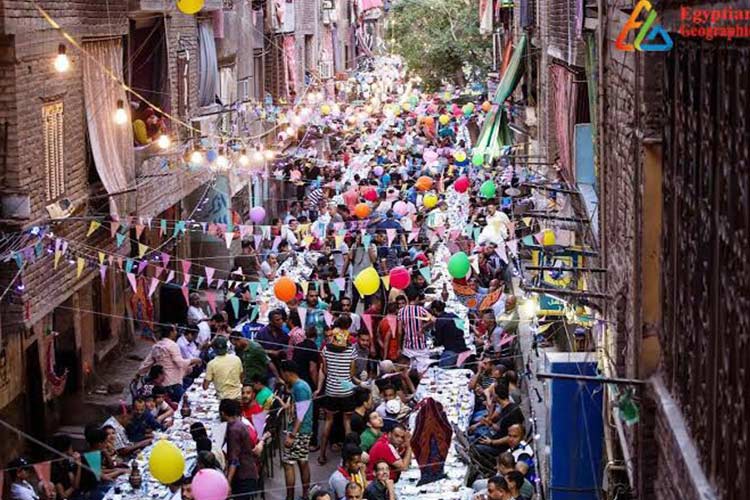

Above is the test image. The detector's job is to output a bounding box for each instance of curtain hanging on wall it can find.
[82,39,135,217]
[550,64,576,183]
[198,21,219,107]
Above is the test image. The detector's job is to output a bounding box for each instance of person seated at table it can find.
[506,424,536,482]
[329,444,367,500]
[148,385,175,421]
[505,470,532,500]
[471,380,524,455]
[50,435,83,500]
[473,476,514,500]
[126,396,164,442]
[429,300,469,368]
[6,456,39,500]
[181,478,195,500]
[365,424,412,481]
[364,460,396,500]
[189,423,226,471]
[360,411,384,453]
[79,425,128,499]
[472,452,534,499]
[102,405,151,458]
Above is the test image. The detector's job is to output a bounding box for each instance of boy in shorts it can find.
[280,360,314,500]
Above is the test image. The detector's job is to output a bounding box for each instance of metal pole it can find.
[536,372,646,385]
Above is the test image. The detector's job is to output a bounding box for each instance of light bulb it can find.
[215,154,229,170]
[263,149,275,161]
[252,150,264,164]
[190,150,204,165]
[285,126,296,136]
[113,99,128,125]
[238,150,250,167]
[291,115,303,127]
[157,134,171,149]
[54,44,70,73]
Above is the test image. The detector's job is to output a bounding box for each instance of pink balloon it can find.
[423,150,439,163]
[389,266,411,290]
[191,469,229,500]
[393,201,409,216]
[454,177,470,193]
[249,206,266,223]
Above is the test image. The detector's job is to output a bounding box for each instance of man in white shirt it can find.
[187,293,211,349]
[8,457,39,500]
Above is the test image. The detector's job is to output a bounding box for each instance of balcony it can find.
[128,0,223,14]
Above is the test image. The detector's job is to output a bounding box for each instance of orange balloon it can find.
[416,176,434,191]
[423,116,435,127]
[354,203,371,219]
[274,276,297,302]
[481,101,492,112]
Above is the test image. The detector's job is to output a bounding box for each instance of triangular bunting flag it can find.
[125,258,134,274]
[12,252,23,269]
[454,318,466,330]
[230,296,240,319]
[216,279,224,290]
[249,305,259,323]
[148,277,159,298]
[251,411,267,435]
[522,235,535,246]
[183,273,191,286]
[333,277,346,294]
[470,255,480,275]
[385,228,397,247]
[33,461,51,487]
[254,234,263,250]
[362,314,373,335]
[138,243,148,258]
[137,260,148,275]
[110,221,120,238]
[127,273,138,293]
[196,277,204,289]
[408,227,420,243]
[419,266,432,284]
[385,315,397,337]
[225,231,235,249]
[160,219,167,236]
[181,260,191,276]
[297,307,307,327]
[87,220,101,237]
[99,264,107,283]
[259,277,269,290]
[161,252,170,268]
[330,280,341,300]
[239,225,251,239]
[204,267,215,286]
[457,350,474,367]
[294,400,311,422]
[76,257,85,278]
[522,217,532,227]
[362,234,372,249]
[98,252,105,265]
[271,236,281,252]
[248,282,260,299]
[205,290,217,313]
[83,451,101,480]
[323,311,334,326]
[135,223,145,240]
[381,275,391,290]
[166,270,175,284]
[181,285,190,306]
[116,233,127,248]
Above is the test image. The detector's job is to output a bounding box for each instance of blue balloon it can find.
[206,149,218,162]
[382,173,391,186]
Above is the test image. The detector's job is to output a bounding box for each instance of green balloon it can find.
[448,252,471,279]
[472,152,484,166]
[480,180,496,198]
[409,95,419,106]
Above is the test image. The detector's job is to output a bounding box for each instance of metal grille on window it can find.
[43,102,64,201]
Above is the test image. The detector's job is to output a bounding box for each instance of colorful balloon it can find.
[382,173,392,185]
[448,252,471,279]
[542,229,556,247]
[453,150,467,163]
[471,151,484,166]
[415,176,433,191]
[274,276,297,302]
[363,188,379,202]
[423,150,439,163]
[423,116,435,127]
[439,114,451,126]
[462,104,473,116]
[354,203,371,219]
[249,206,266,223]
[373,166,385,177]
[401,102,411,112]
[393,201,409,216]
[354,267,381,296]
[481,101,492,112]
[176,0,205,15]
[454,177,470,193]
[191,469,229,500]
[149,440,185,484]
[479,180,497,198]
[423,193,438,209]
[321,104,331,116]
[389,266,411,290]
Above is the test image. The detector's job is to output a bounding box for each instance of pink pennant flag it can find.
[239,225,251,239]
[99,264,107,283]
[183,273,191,286]
[145,217,153,229]
[333,277,346,293]
[297,307,307,328]
[153,266,164,279]
[148,277,159,298]
[200,222,207,234]
[534,231,545,245]
[181,260,192,276]
[435,225,446,238]
[116,256,123,269]
[385,228,397,247]
[259,301,269,318]
[110,221,120,238]
[205,290,217,313]
[457,350,474,367]
[137,259,148,275]
[294,400,311,421]
[272,236,282,252]
[408,227,420,243]
[254,234,263,249]
[495,244,507,263]
[449,229,461,240]
[135,224,145,240]
[127,273,138,293]
[181,285,190,306]
[499,334,517,347]
[33,461,53,497]
[107,255,114,267]
[161,252,171,268]
[251,411,267,435]
[208,223,218,236]
[216,279,224,290]
[205,267,215,287]
[362,314,373,335]
[225,231,234,249]
[166,270,175,284]
[385,315,397,336]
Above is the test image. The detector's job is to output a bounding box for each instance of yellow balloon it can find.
[176,0,205,14]
[453,150,466,162]
[149,440,185,484]
[423,193,438,209]
[354,267,381,296]
[401,102,411,112]
[321,104,331,116]
[439,114,450,126]
[542,229,556,247]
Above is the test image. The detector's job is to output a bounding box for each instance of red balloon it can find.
[389,266,411,290]
[454,176,470,193]
[363,187,379,202]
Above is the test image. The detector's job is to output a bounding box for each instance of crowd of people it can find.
[4,59,537,500]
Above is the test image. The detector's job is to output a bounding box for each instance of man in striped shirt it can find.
[396,289,433,368]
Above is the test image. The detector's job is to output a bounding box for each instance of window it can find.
[253,49,264,100]
[43,102,64,201]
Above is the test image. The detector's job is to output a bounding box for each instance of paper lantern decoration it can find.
[191,469,229,500]
[479,180,497,198]
[149,440,185,484]
[354,203,371,219]
[274,277,297,302]
[354,267,381,296]
[321,104,331,116]
[439,114,451,126]
[176,0,205,15]
[481,101,492,112]
[393,201,409,216]
[423,193,438,209]
[471,151,484,166]
[415,176,433,191]
[542,229,556,247]
[389,266,411,290]
[447,252,471,279]
[373,166,384,177]
[249,206,266,223]
[454,177,470,193]
[363,188,379,202]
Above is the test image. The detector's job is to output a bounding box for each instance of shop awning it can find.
[474,34,527,162]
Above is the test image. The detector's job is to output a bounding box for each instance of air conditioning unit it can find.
[319,60,334,80]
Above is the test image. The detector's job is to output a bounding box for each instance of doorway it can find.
[24,341,46,440]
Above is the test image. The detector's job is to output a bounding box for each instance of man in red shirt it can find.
[365,424,413,481]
